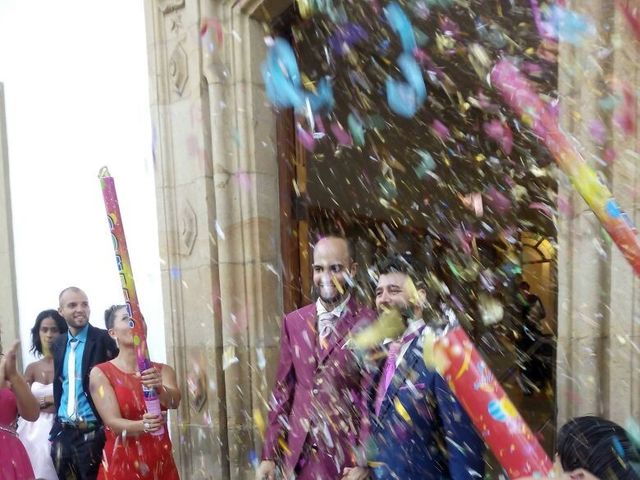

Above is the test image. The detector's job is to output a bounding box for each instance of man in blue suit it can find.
[343,255,485,480]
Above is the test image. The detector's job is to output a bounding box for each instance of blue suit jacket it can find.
[368,336,485,480]
[50,323,118,437]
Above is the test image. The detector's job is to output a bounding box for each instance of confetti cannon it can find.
[98,167,164,436]
[428,326,553,478]
[492,59,640,278]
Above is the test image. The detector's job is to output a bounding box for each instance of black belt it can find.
[60,421,99,432]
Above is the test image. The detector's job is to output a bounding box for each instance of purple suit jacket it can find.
[262,297,376,476]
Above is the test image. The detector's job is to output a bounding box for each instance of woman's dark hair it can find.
[558,416,640,479]
[104,305,127,330]
[30,309,67,356]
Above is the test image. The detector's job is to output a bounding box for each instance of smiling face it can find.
[58,289,90,335]
[375,271,426,319]
[312,236,356,309]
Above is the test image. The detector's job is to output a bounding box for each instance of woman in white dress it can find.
[17,309,67,480]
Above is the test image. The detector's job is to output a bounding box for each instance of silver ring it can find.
[143,422,150,431]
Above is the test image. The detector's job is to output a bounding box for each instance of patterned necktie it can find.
[318,312,337,341]
[66,338,79,420]
[374,341,401,416]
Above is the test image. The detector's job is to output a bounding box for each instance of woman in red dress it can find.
[90,305,181,479]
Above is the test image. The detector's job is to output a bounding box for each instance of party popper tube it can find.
[98,167,164,436]
[431,326,553,478]
[616,1,640,43]
[491,60,640,277]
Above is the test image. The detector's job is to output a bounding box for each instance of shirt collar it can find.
[316,294,351,318]
[383,317,425,345]
[67,324,89,344]
[403,318,425,339]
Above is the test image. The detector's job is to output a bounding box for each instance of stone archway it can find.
[144,0,290,477]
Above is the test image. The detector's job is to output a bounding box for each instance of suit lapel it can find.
[379,337,423,420]
[82,325,97,380]
[293,306,318,373]
[54,335,68,369]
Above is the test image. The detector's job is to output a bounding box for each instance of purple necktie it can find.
[318,312,337,340]
[374,341,401,416]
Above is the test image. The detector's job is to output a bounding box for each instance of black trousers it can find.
[51,426,105,480]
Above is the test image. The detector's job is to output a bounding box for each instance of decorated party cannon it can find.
[491,59,640,277]
[98,167,164,436]
[428,325,553,478]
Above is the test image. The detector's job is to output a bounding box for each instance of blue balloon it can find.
[605,199,622,219]
[262,37,334,115]
[386,53,427,117]
[385,2,416,53]
[488,399,507,422]
[384,4,426,117]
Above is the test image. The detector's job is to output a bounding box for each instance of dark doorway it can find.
[274,0,559,470]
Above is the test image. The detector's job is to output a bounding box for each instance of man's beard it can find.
[314,283,349,307]
[377,305,413,326]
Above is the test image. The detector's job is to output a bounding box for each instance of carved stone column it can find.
[557,0,640,426]
[0,84,20,352]
[145,0,286,478]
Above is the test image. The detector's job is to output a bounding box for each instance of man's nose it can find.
[378,290,392,305]
[380,289,391,301]
[321,272,334,283]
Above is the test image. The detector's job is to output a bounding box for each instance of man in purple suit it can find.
[256,235,376,480]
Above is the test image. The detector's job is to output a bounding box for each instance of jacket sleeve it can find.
[51,335,66,412]
[354,350,376,467]
[261,314,296,461]
[434,373,485,480]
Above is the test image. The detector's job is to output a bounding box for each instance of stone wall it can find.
[557,0,640,426]
[0,83,20,354]
[144,1,286,478]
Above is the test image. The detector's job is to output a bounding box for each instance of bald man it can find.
[50,287,118,480]
[257,235,376,480]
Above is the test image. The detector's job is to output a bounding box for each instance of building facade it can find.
[135,0,640,478]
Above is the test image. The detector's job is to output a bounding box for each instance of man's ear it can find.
[404,278,421,305]
[348,262,358,277]
[416,288,427,307]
